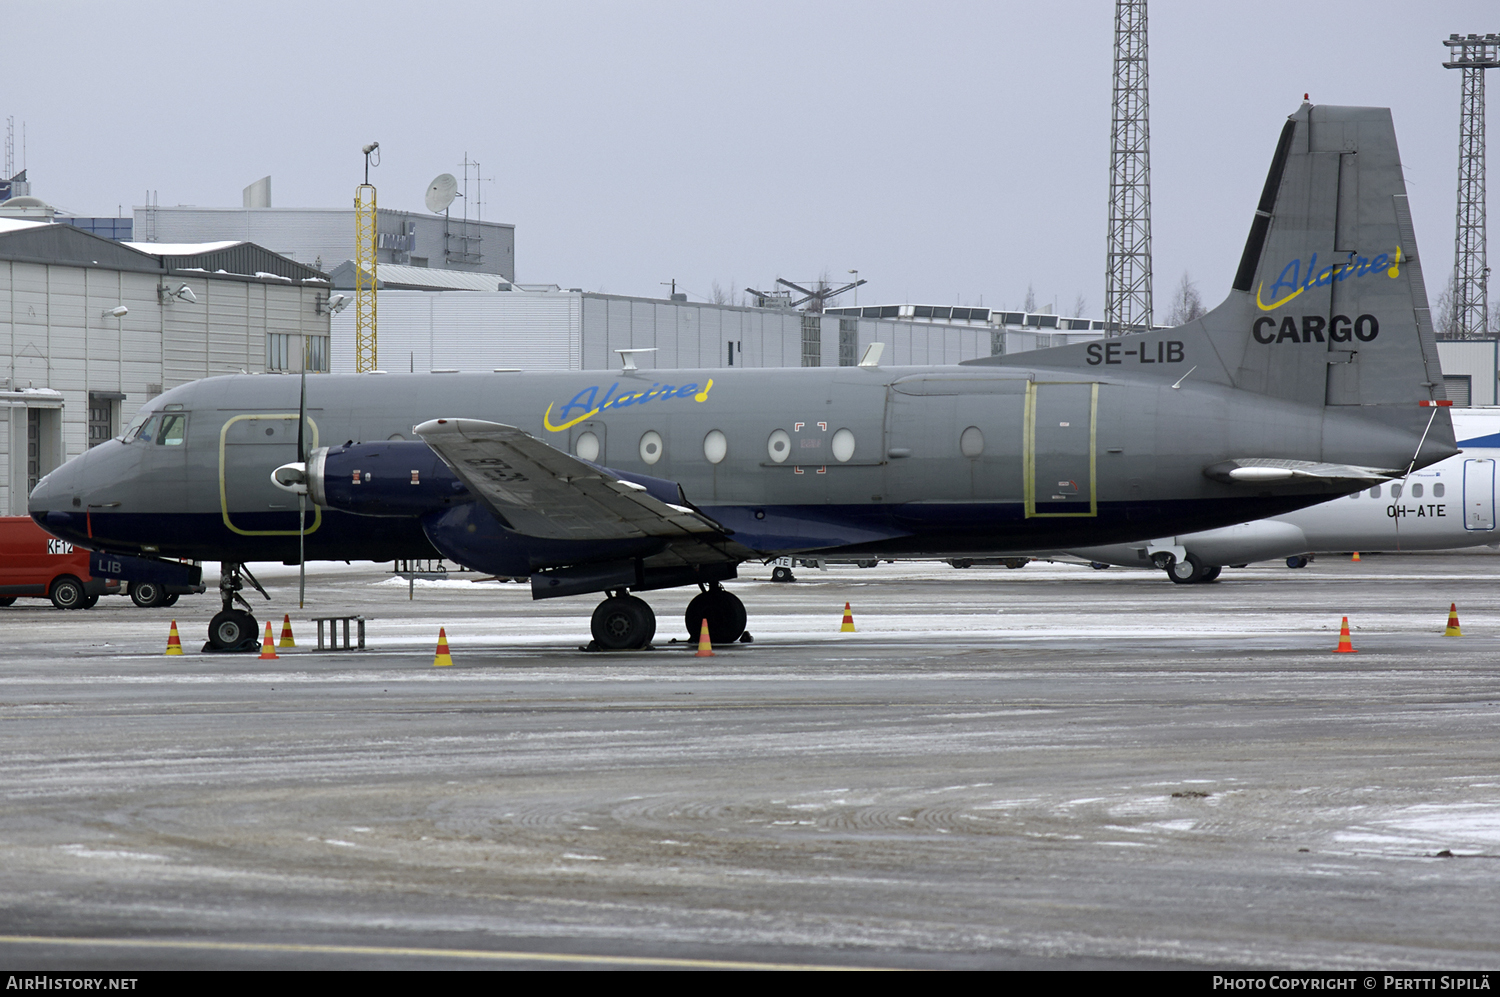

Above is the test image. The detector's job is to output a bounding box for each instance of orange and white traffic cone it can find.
[840,602,856,633]
[278,613,296,648]
[165,620,183,656]
[433,627,453,667]
[1333,616,1358,653]
[695,618,715,657]
[258,621,279,659]
[1444,603,1462,637]
[1351,552,1362,562]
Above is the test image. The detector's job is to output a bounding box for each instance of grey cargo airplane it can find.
[31,102,1456,651]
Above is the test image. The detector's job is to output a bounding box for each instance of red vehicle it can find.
[0,516,120,610]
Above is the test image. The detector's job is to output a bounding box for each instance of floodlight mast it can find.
[1104,0,1152,338]
[355,142,379,373]
[1443,33,1500,340]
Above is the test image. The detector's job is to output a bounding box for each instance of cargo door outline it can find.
[1024,381,1097,518]
[1463,458,1494,531]
[219,412,322,536]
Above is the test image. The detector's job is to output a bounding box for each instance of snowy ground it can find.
[1,553,1498,969]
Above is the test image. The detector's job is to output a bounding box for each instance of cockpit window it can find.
[123,410,154,443]
[127,415,159,444]
[157,413,188,446]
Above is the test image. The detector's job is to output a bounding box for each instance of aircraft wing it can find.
[413,418,723,542]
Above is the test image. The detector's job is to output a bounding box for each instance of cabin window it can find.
[831,428,856,462]
[639,430,663,465]
[1434,483,1445,497]
[1390,483,1402,499]
[767,429,790,463]
[960,426,984,458]
[703,429,727,464]
[1411,483,1423,498]
[1369,485,1381,498]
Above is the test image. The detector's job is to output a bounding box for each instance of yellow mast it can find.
[354,183,377,372]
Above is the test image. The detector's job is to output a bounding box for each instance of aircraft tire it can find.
[684,589,747,644]
[1286,555,1309,569]
[49,576,87,610]
[130,581,166,608]
[208,610,258,650]
[591,595,656,650]
[1200,565,1223,583]
[771,566,796,583]
[1166,554,1205,585]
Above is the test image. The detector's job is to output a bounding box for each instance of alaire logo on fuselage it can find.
[543,378,714,432]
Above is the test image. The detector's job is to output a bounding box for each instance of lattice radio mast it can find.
[1443,33,1500,339]
[1104,0,1153,336]
[354,142,379,373]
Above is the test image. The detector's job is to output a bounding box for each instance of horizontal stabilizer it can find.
[1203,458,1397,485]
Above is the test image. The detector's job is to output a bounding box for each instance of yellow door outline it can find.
[1024,381,1098,518]
[219,413,323,536]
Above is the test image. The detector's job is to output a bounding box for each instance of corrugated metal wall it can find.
[0,257,328,512]
[328,290,1024,374]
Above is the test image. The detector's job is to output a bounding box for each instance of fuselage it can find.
[29,362,1448,575]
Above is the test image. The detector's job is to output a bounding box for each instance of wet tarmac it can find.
[1,554,1498,970]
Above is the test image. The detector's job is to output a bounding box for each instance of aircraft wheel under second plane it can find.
[1166,553,1207,585]
[591,594,657,650]
[683,588,747,645]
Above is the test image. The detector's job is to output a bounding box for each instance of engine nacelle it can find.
[276,441,471,517]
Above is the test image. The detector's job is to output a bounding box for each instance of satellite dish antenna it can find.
[424,173,458,214]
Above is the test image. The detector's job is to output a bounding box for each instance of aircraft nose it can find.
[28,449,91,540]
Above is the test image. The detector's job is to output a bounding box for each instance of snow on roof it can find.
[122,240,245,256]
[0,218,50,235]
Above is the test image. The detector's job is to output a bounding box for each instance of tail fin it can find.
[1215,102,1447,409]
[978,102,1447,414]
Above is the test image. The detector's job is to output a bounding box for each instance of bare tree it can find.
[1164,271,1205,326]
[710,280,738,306]
[1072,292,1087,319]
[1024,282,1036,312]
[1433,274,1458,338]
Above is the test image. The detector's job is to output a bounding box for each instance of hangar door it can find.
[1025,381,1097,518]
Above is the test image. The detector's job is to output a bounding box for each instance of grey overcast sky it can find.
[5,1,1495,320]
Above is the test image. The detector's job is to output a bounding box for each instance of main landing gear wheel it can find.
[1286,555,1310,569]
[591,594,656,650]
[1200,565,1222,583]
[130,581,167,608]
[684,587,747,645]
[771,566,796,583]
[208,609,258,650]
[1166,553,1206,585]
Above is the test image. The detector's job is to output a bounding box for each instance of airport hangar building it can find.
[326,266,1108,374]
[0,218,330,516]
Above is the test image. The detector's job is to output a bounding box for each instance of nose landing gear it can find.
[206,562,269,651]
